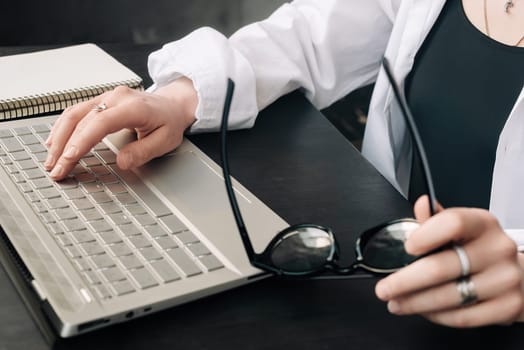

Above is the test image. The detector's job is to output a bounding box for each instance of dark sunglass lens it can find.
[361,221,419,270]
[269,226,335,273]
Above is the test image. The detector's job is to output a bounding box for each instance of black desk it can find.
[1,45,523,350]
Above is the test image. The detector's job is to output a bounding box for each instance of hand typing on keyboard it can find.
[44,77,197,181]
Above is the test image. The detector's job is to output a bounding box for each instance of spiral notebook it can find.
[0,44,143,120]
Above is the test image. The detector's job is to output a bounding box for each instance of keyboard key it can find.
[19,134,39,145]
[107,242,132,257]
[88,220,113,233]
[37,187,60,198]
[83,270,101,284]
[174,231,199,244]
[98,230,123,244]
[159,215,187,234]
[13,127,31,135]
[46,197,69,210]
[100,267,126,282]
[150,260,180,283]
[64,246,82,258]
[135,213,156,226]
[144,224,168,238]
[91,192,112,204]
[27,143,47,153]
[75,172,96,183]
[70,230,96,243]
[55,208,78,220]
[79,208,104,221]
[80,156,102,167]
[109,280,135,296]
[62,188,85,200]
[62,218,86,232]
[96,150,117,164]
[17,159,38,170]
[138,247,163,261]
[25,191,40,203]
[73,258,91,272]
[98,202,122,214]
[19,182,33,193]
[118,223,142,237]
[128,235,152,249]
[167,248,201,277]
[55,234,73,246]
[98,174,119,184]
[108,212,131,226]
[31,178,53,190]
[1,137,24,152]
[79,241,105,256]
[47,222,64,234]
[0,129,13,138]
[124,203,147,215]
[106,182,127,195]
[23,168,46,180]
[199,255,224,271]
[33,152,48,162]
[115,192,137,205]
[55,177,78,189]
[187,242,211,256]
[81,182,104,193]
[11,151,31,161]
[118,254,143,270]
[93,143,109,151]
[32,124,50,133]
[91,254,116,269]
[90,165,111,176]
[129,268,158,289]
[155,236,178,250]
[72,198,95,210]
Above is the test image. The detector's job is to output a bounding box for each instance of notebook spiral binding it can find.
[0,77,143,120]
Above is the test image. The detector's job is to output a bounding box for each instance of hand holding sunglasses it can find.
[219,58,437,278]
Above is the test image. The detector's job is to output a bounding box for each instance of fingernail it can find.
[44,154,54,169]
[50,164,63,178]
[63,146,77,159]
[387,300,400,314]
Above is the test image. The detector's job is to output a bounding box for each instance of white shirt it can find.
[147,0,524,247]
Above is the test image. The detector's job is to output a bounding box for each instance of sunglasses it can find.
[219,58,437,277]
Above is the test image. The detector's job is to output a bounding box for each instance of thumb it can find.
[413,195,444,222]
[116,127,180,169]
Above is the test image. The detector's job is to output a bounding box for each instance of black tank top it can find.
[406,0,524,208]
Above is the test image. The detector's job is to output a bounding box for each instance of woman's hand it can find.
[375,195,524,328]
[44,77,198,180]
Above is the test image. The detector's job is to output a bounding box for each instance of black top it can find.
[406,0,524,208]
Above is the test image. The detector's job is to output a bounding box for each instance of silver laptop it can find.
[0,114,287,337]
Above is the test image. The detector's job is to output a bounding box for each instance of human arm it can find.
[375,196,524,327]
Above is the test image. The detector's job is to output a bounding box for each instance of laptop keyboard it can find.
[0,123,224,301]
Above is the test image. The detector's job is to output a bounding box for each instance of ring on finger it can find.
[456,276,478,306]
[92,103,108,112]
[453,244,470,277]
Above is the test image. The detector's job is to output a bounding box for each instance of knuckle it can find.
[113,85,133,95]
[442,211,467,240]
[498,237,518,259]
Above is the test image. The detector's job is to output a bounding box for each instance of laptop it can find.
[0,114,288,338]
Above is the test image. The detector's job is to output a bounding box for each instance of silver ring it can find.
[456,276,478,306]
[92,103,107,112]
[453,244,470,277]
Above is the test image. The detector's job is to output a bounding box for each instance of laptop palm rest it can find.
[105,130,286,274]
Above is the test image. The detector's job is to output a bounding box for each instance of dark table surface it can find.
[1,44,523,350]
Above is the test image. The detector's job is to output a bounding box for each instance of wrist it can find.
[154,77,198,130]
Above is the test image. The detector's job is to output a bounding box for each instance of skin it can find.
[45,0,524,327]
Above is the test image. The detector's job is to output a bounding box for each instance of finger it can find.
[413,195,444,222]
[423,290,524,328]
[117,126,182,169]
[49,101,154,180]
[45,98,102,170]
[386,262,523,315]
[376,231,516,301]
[404,208,494,256]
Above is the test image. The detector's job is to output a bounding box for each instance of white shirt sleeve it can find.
[147,0,399,133]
